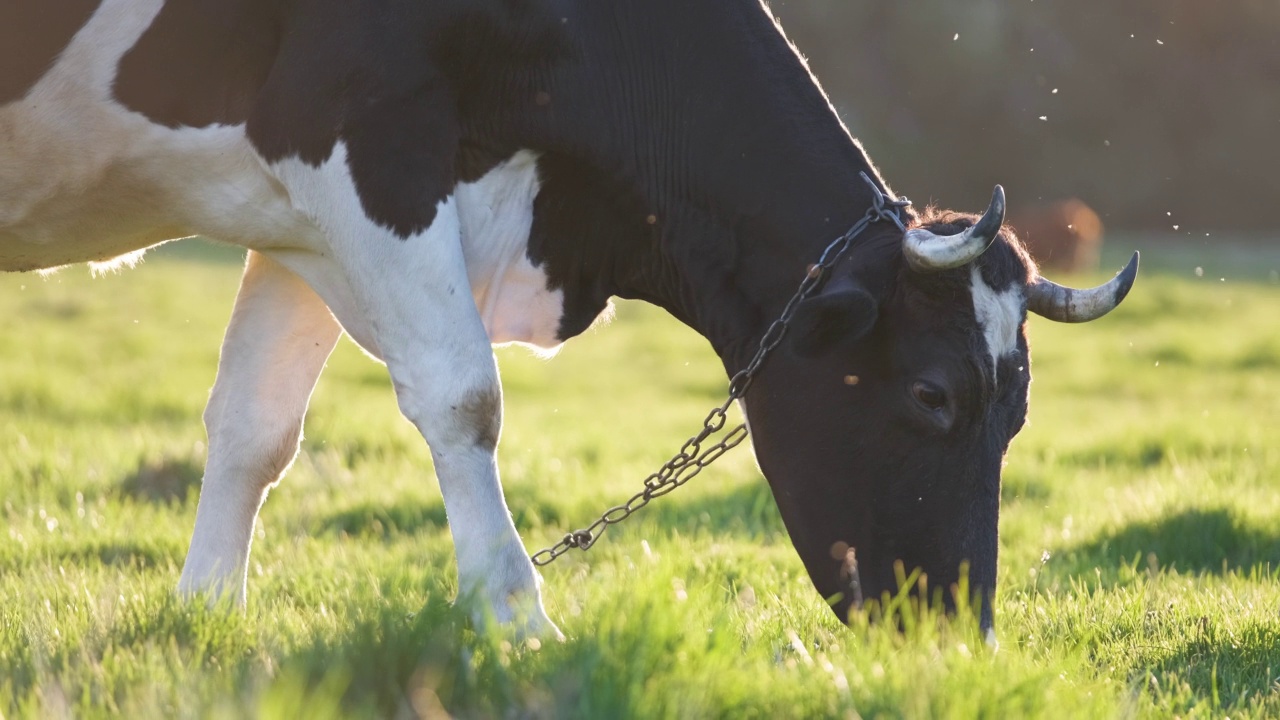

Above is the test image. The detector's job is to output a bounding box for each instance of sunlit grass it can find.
[1,238,1278,717]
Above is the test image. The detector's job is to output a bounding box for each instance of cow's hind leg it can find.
[179,251,341,604]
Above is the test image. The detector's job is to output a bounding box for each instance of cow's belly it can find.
[265,150,570,356]
[0,94,316,273]
[457,151,568,351]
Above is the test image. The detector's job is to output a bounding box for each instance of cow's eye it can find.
[911,380,947,411]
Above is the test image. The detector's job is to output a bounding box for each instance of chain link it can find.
[531,173,910,567]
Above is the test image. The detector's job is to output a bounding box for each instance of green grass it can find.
[1,237,1278,718]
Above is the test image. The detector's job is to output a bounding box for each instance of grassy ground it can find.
[1,237,1278,718]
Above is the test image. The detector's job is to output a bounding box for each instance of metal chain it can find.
[531,173,910,567]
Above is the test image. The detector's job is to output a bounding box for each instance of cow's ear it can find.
[788,287,879,357]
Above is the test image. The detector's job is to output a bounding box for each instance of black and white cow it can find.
[1,0,1136,636]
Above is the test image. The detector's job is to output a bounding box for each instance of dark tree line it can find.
[771,0,1280,233]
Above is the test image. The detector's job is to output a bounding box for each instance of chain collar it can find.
[531,173,911,567]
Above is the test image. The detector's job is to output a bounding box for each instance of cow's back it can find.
[0,1,104,105]
[0,0,314,272]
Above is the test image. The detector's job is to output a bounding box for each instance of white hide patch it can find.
[456,150,567,352]
[260,142,557,634]
[0,0,313,273]
[969,266,1023,376]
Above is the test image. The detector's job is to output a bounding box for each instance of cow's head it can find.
[743,189,1137,631]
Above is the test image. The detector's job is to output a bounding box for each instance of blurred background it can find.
[772,0,1280,246]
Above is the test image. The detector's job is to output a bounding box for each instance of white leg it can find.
[266,145,559,638]
[178,251,341,604]
[343,206,558,637]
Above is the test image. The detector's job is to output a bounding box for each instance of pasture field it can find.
[1,237,1278,718]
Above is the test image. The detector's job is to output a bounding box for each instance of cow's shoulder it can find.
[108,0,568,238]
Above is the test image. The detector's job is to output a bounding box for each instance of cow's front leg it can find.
[307,197,558,639]
[179,251,341,604]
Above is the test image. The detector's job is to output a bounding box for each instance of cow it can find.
[1,0,1137,639]
[1009,199,1105,273]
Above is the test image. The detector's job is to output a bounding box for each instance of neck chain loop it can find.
[531,173,911,566]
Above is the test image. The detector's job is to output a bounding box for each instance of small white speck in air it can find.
[1052,88,1059,94]
[1195,267,1204,277]
[1157,39,1164,45]
[1038,116,1048,121]
[1173,225,1179,230]
[953,33,959,41]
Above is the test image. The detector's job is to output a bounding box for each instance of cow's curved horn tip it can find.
[990,185,1006,212]
[1113,251,1141,305]
[969,185,1006,242]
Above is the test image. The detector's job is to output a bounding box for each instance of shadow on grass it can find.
[316,485,575,540]
[252,571,770,719]
[1052,508,1280,581]
[1144,620,1280,713]
[117,456,203,504]
[19,297,87,320]
[0,389,193,427]
[1061,436,1173,471]
[62,540,181,569]
[0,539,181,572]
[623,479,785,541]
[319,499,449,539]
[259,596,549,718]
[507,478,784,547]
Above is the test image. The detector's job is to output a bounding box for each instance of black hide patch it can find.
[788,288,879,358]
[114,0,282,128]
[0,0,102,105]
[527,153,660,341]
[113,1,562,239]
[242,1,456,238]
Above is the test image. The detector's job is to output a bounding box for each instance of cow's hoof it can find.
[175,573,245,610]
[499,600,566,643]
[459,541,565,642]
[461,589,565,643]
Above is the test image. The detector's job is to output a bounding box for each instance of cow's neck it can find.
[509,1,911,372]
[619,156,904,374]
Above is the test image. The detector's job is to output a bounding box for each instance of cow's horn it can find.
[1026,251,1140,323]
[903,185,1005,272]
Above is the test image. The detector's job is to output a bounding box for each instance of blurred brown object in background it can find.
[1009,199,1104,273]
